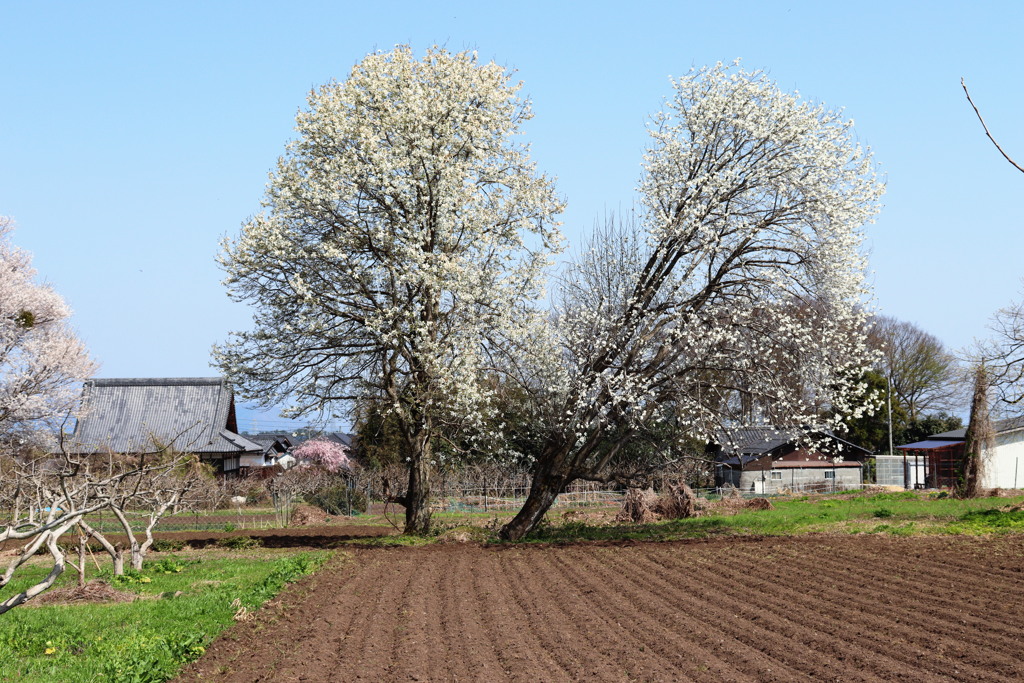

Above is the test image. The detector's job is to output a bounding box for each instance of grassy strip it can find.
[522,491,1024,543]
[0,549,332,682]
[337,491,1024,547]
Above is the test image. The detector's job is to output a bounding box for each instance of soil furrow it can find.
[177,535,1024,683]
[554,546,820,682]
[501,548,632,681]
[753,541,1024,654]
[447,546,508,680]
[476,549,571,681]
[648,545,1016,681]
[638,545,958,682]
[517,546,716,682]
[545,546,769,683]
[389,551,440,681]
[588,545,895,682]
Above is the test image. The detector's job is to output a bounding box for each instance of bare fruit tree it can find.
[0,442,201,613]
[973,291,1024,412]
[77,447,214,574]
[500,63,884,540]
[216,46,563,535]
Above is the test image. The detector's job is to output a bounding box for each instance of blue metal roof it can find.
[896,439,964,450]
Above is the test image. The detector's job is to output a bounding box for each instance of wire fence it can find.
[438,484,625,512]
[79,473,879,533]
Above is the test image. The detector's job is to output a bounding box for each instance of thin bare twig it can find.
[962,77,1024,174]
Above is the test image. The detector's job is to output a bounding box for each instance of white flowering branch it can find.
[501,62,884,540]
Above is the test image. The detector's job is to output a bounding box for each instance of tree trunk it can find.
[77,536,87,587]
[0,531,69,615]
[404,446,432,535]
[77,521,126,576]
[958,364,993,498]
[500,450,573,541]
[130,541,144,572]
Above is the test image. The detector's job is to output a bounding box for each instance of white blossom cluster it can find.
[0,217,97,448]
[215,46,564,451]
[518,62,884,476]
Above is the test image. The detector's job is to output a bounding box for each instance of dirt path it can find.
[177,534,1024,682]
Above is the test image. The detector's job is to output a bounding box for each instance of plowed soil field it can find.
[178,534,1024,682]
[151,524,394,548]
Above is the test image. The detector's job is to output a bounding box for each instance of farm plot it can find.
[179,535,1024,682]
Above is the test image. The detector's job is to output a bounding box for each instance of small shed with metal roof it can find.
[70,377,263,474]
[896,416,1024,489]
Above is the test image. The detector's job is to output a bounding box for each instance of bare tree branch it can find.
[962,77,1024,174]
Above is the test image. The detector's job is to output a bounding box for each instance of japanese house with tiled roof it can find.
[710,426,871,494]
[70,377,264,475]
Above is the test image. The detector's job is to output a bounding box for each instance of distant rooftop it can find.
[715,426,870,457]
[71,377,262,455]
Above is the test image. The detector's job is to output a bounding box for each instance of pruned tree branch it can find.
[962,77,1024,174]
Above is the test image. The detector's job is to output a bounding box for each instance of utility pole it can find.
[887,374,894,456]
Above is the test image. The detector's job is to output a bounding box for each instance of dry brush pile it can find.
[615,484,773,524]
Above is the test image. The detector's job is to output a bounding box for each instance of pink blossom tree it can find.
[0,216,96,448]
[292,438,350,473]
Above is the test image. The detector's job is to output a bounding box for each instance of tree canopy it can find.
[0,216,95,449]
[216,46,563,533]
[501,62,885,539]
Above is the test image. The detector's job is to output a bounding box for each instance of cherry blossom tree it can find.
[292,438,350,473]
[500,63,884,540]
[0,216,96,449]
[216,46,563,534]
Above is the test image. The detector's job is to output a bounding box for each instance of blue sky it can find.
[2,1,1022,430]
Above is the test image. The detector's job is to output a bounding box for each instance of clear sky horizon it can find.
[2,1,1022,430]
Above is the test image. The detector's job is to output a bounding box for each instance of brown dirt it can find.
[34,580,138,606]
[123,523,395,550]
[177,534,1024,682]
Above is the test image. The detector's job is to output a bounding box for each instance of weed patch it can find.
[216,535,262,550]
[0,551,330,682]
[949,507,1024,533]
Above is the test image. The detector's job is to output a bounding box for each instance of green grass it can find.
[0,550,332,682]
[330,491,1024,546]
[518,491,1024,543]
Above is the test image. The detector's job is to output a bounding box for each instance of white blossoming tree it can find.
[0,216,96,449]
[500,63,884,540]
[216,46,563,534]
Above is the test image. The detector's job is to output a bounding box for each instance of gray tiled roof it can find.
[71,377,262,455]
[715,426,870,457]
[325,432,354,448]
